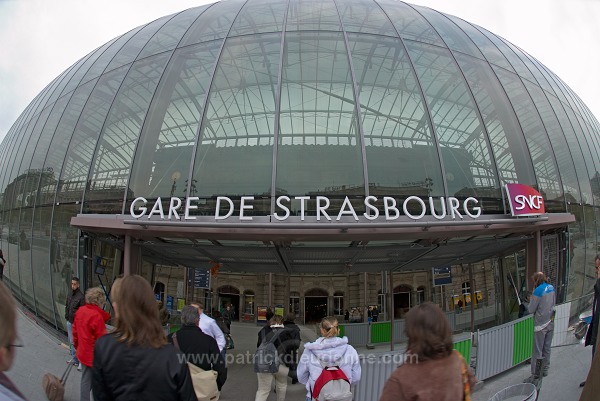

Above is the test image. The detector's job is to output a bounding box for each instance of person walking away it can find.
[0,250,5,281]
[222,305,234,331]
[255,315,297,401]
[379,303,475,401]
[265,307,274,322]
[371,306,379,322]
[0,281,28,400]
[283,312,302,384]
[580,254,600,387]
[168,305,227,391]
[191,303,226,357]
[344,310,349,323]
[524,272,555,384]
[91,275,196,401]
[65,277,85,367]
[297,316,361,401]
[72,287,110,401]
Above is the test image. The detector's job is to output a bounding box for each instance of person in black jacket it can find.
[255,314,297,401]
[91,275,196,401]
[283,312,301,384]
[65,277,84,366]
[169,305,227,391]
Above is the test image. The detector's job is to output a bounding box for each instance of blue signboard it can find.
[432,266,452,286]
[188,268,210,289]
[166,295,174,311]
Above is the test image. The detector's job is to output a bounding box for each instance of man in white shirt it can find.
[190,302,226,352]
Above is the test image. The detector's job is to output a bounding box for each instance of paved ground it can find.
[6,307,593,401]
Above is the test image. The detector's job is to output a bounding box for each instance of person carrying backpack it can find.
[254,314,296,401]
[297,316,361,401]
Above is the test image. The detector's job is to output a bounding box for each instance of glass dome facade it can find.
[1,0,599,328]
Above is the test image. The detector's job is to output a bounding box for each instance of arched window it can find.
[333,291,344,315]
[219,285,240,295]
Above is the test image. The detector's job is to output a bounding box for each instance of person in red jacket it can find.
[73,287,110,401]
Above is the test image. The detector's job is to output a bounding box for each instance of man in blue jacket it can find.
[524,272,555,384]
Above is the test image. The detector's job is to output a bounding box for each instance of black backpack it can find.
[253,328,284,373]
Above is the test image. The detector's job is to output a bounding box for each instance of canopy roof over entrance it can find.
[72,213,573,273]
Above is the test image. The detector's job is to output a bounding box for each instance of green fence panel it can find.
[453,338,472,362]
[513,316,534,365]
[370,322,391,343]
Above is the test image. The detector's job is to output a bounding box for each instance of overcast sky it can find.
[1,0,599,143]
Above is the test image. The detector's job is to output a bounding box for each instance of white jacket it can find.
[297,336,361,398]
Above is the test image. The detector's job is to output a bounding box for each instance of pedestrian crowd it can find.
[3,267,600,401]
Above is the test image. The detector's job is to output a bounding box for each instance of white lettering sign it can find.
[129,195,483,222]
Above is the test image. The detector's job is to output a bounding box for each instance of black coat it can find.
[168,325,227,390]
[65,289,84,323]
[585,279,600,347]
[92,333,197,401]
[283,321,302,369]
[257,325,298,368]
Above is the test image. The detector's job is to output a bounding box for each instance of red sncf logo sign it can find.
[505,184,545,217]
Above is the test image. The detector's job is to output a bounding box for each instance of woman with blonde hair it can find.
[297,316,361,401]
[91,275,196,401]
[379,302,476,401]
[73,287,110,401]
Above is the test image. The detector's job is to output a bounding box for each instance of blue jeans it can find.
[66,321,78,363]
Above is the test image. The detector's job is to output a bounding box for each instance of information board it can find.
[432,266,452,286]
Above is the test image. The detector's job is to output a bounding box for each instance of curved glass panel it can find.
[454,53,535,190]
[229,0,288,36]
[20,95,71,216]
[337,0,397,36]
[104,16,170,73]
[31,205,56,326]
[56,65,130,204]
[545,94,593,206]
[37,79,98,207]
[50,203,80,331]
[414,6,483,59]
[79,27,143,86]
[61,39,118,96]
[276,31,364,206]
[349,34,444,198]
[447,15,512,71]
[287,0,341,32]
[17,208,35,310]
[377,0,443,46]
[493,67,563,209]
[85,53,171,213]
[127,40,223,203]
[191,34,281,215]
[180,1,243,47]
[523,81,581,205]
[405,40,500,204]
[138,7,209,60]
